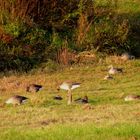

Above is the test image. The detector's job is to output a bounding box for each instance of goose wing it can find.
[59,82,70,90]
[71,83,80,90]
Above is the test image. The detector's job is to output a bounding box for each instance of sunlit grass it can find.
[0,57,140,139]
[0,0,140,138]
[0,123,140,140]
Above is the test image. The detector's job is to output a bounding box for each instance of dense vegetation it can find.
[0,0,140,72]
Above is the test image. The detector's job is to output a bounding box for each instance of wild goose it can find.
[5,95,28,106]
[74,96,88,104]
[57,81,81,105]
[108,65,123,75]
[121,52,135,61]
[26,84,43,93]
[124,95,140,101]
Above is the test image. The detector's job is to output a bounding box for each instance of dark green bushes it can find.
[0,0,136,72]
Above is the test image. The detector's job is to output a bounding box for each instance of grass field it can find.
[0,0,140,139]
[0,56,140,140]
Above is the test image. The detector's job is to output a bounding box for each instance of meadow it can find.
[0,57,140,140]
[0,0,140,139]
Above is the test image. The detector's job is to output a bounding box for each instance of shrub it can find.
[0,0,137,72]
[3,21,26,38]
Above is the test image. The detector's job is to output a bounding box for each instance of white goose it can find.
[57,81,81,105]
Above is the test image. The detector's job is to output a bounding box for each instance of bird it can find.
[26,84,43,93]
[57,81,81,105]
[121,52,135,61]
[104,74,113,80]
[57,81,81,91]
[108,65,123,75]
[53,95,63,100]
[124,95,140,101]
[5,95,28,106]
[74,96,88,104]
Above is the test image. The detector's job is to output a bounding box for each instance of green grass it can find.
[1,1,140,138]
[0,123,140,140]
[95,0,140,13]
[0,58,140,139]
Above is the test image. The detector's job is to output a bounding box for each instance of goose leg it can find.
[67,90,72,105]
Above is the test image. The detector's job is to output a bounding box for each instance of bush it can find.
[75,2,130,54]
[0,0,137,72]
[3,21,26,38]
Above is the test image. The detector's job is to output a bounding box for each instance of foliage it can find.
[0,0,139,72]
[40,59,61,73]
[3,21,26,38]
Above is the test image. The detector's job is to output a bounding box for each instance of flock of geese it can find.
[5,82,83,106]
[5,52,140,106]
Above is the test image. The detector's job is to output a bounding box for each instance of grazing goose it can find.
[104,74,113,80]
[108,65,123,75]
[74,96,88,104]
[5,95,28,106]
[53,95,63,100]
[57,81,81,105]
[121,52,135,61]
[124,95,140,101]
[26,84,43,93]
